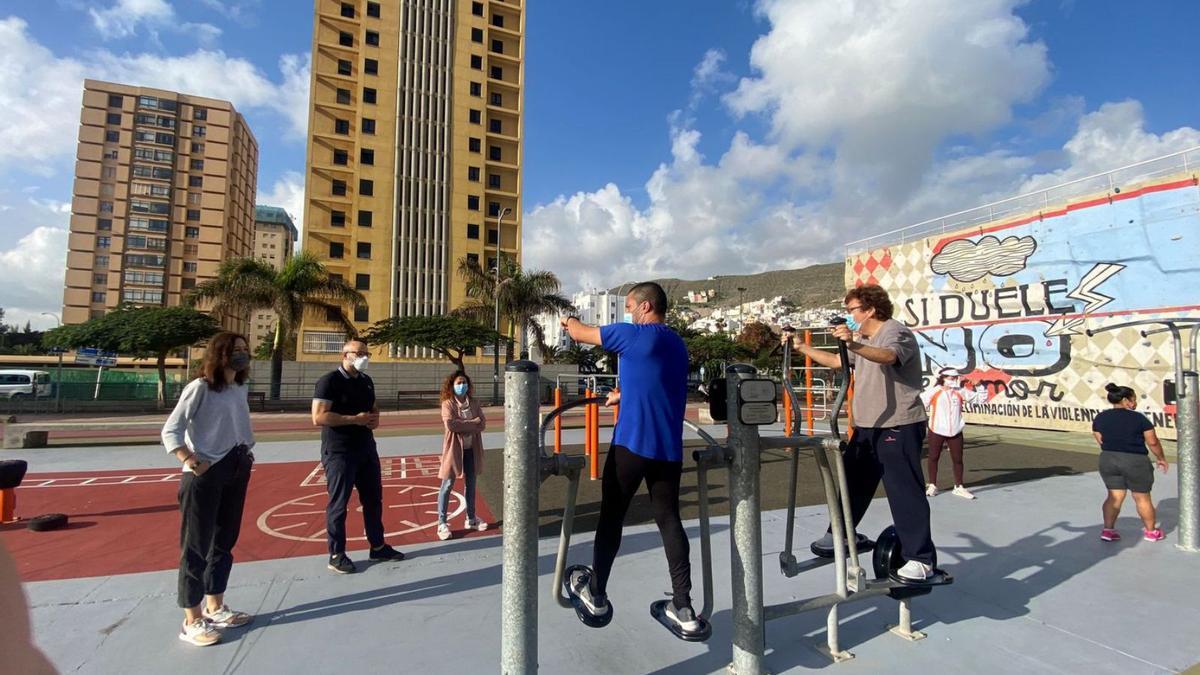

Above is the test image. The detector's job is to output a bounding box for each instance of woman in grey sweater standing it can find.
[161,332,256,646]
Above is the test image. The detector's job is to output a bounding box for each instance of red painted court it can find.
[0,454,496,582]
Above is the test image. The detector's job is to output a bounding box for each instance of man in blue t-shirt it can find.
[559,282,699,635]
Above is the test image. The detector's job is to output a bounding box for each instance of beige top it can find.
[850,319,928,428]
[439,396,486,480]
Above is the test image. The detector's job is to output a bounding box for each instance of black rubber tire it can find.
[872,525,937,579]
[27,513,68,532]
[0,459,28,489]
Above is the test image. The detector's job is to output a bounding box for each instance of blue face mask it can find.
[453,383,468,396]
[842,314,861,332]
[623,311,634,324]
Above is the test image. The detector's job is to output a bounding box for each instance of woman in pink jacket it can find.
[436,371,488,541]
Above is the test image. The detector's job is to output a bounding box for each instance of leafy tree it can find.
[43,305,219,406]
[454,256,574,361]
[361,315,509,371]
[557,344,600,373]
[666,308,699,338]
[737,321,777,354]
[187,252,364,399]
[684,332,752,376]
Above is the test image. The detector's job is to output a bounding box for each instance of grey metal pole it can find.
[1177,367,1199,551]
[502,360,540,674]
[726,363,765,675]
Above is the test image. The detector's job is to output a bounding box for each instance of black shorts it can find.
[1099,451,1154,493]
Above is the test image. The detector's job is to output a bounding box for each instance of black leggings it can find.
[591,444,692,607]
[927,430,965,485]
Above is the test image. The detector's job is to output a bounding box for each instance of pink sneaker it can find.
[1100,528,1121,542]
[1143,528,1165,542]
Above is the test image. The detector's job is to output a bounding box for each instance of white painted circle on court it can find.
[257,485,466,542]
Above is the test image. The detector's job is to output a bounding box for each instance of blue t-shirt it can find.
[601,323,689,462]
[1091,408,1153,455]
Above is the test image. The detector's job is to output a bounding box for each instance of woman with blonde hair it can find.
[436,371,488,541]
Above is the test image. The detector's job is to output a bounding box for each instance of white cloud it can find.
[198,0,262,26]
[0,225,69,331]
[257,171,306,248]
[88,0,174,39]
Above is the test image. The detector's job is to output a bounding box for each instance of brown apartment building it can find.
[249,205,299,353]
[62,79,258,331]
[297,0,525,361]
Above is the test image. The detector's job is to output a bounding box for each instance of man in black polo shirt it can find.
[312,339,405,573]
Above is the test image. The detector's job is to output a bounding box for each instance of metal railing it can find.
[845,146,1200,256]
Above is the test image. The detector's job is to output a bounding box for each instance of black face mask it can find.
[230,352,250,371]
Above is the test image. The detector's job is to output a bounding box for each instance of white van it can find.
[0,370,53,399]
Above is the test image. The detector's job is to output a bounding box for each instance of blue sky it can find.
[1,0,1198,329]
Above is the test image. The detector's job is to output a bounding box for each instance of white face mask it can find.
[945,378,959,388]
[352,355,370,372]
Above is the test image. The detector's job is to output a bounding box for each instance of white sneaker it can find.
[952,485,976,500]
[568,568,610,616]
[436,523,452,541]
[465,517,489,532]
[664,601,702,632]
[201,604,252,628]
[896,560,932,582]
[178,618,220,646]
[925,483,938,497]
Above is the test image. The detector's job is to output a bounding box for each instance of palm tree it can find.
[187,252,366,399]
[454,256,574,361]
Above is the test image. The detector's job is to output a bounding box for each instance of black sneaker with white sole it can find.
[369,544,406,561]
[564,565,613,627]
[328,553,356,574]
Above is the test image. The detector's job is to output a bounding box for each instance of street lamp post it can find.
[492,207,511,406]
[41,312,62,413]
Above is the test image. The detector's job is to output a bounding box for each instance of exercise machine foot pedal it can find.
[810,534,875,559]
[649,600,711,642]
[563,564,613,628]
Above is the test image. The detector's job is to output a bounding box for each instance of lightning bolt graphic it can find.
[1045,263,1126,337]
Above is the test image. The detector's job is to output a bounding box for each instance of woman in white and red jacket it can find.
[921,368,987,499]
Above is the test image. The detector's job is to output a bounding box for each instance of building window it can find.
[183,245,198,255]
[92,292,107,303]
[188,193,201,205]
[329,242,344,259]
[336,88,351,105]
[337,59,352,76]
[108,94,124,107]
[488,173,501,188]
[186,226,200,238]
[194,108,207,120]
[357,242,371,259]
[489,146,502,161]
[188,175,203,187]
[470,82,482,97]
[187,209,201,221]
[489,118,502,134]
[362,118,375,134]
[491,39,504,54]
[469,137,481,152]
[471,27,483,43]
[333,149,348,165]
[487,228,498,245]
[193,126,206,137]
[97,218,112,230]
[95,255,109,267]
[488,201,501,217]
[472,2,483,16]
[469,109,481,124]
[99,201,114,213]
[339,31,353,47]
[354,305,369,323]
[367,1,380,18]
[97,236,111,248]
[183,262,197,272]
[360,148,374,165]
[192,142,204,154]
[471,55,482,70]
[359,179,373,196]
[468,166,480,182]
[335,119,350,135]
[94,273,107,285]
[490,66,503,80]
[340,2,355,18]
[332,179,347,196]
[365,30,379,46]
[101,166,117,179]
[105,130,120,143]
[181,278,196,290]
[492,14,504,28]
[466,253,479,266]
[191,159,204,170]
[467,223,480,239]
[332,210,346,227]
[355,273,371,291]
[364,58,378,75]
[363,88,377,104]
[467,195,480,211]
[106,112,122,125]
[104,150,119,160]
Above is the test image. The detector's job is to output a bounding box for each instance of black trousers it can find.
[177,446,253,608]
[840,423,936,565]
[323,447,385,555]
[591,444,692,607]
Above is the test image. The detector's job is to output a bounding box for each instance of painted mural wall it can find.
[846,175,1200,440]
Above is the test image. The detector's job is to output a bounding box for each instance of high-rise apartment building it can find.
[249,205,299,352]
[62,80,258,331]
[298,0,525,360]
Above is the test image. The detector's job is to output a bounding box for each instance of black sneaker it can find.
[664,601,702,633]
[369,544,406,561]
[328,553,356,574]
